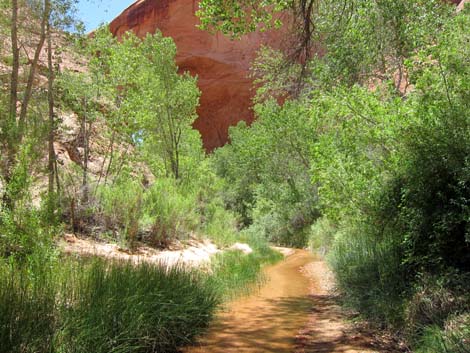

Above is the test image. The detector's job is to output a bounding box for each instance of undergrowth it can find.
[0,241,282,353]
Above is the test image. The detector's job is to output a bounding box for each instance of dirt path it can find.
[184,250,383,353]
[295,257,382,353]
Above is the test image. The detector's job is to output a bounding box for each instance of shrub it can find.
[416,315,470,353]
[328,222,407,327]
[0,205,55,261]
[441,314,470,353]
[203,202,238,247]
[248,209,311,248]
[406,275,470,337]
[142,179,199,247]
[309,217,337,255]
[98,179,144,247]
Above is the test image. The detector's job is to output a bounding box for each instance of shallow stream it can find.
[184,250,314,353]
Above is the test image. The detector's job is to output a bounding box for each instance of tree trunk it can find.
[18,0,50,139]
[81,99,89,204]
[3,0,20,210]
[100,129,115,188]
[47,14,55,198]
[8,0,19,131]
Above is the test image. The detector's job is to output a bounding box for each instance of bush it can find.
[142,179,199,247]
[0,205,55,261]
[248,205,311,248]
[98,179,144,247]
[203,203,239,247]
[406,274,470,337]
[309,217,337,255]
[328,222,407,327]
[441,314,470,353]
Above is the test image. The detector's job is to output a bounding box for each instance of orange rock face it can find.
[109,0,284,151]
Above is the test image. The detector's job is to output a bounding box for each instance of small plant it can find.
[416,315,470,353]
[98,179,144,248]
[142,179,199,247]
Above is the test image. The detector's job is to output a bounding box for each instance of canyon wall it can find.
[109,0,285,151]
[109,0,467,150]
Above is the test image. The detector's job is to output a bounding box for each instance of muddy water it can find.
[185,250,314,353]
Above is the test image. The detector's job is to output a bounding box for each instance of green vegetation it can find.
[1,0,469,352]
[56,259,218,353]
[0,258,207,353]
[200,1,470,351]
[0,244,281,353]
[0,3,281,352]
[209,241,283,300]
[213,100,318,247]
[416,315,470,353]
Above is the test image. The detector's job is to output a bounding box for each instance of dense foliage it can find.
[208,1,469,351]
[1,0,469,352]
[0,4,278,352]
[213,100,318,246]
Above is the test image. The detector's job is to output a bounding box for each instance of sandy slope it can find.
[60,235,220,267]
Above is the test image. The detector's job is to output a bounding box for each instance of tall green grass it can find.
[0,258,57,353]
[308,217,336,254]
[0,240,282,353]
[56,258,219,353]
[326,222,407,327]
[209,245,283,300]
[0,256,219,353]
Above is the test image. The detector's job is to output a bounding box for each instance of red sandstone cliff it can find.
[109,0,467,151]
[109,0,284,151]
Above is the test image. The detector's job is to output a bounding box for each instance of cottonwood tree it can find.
[198,0,453,93]
[0,0,78,212]
[87,29,201,180]
[1,0,50,210]
[133,33,200,180]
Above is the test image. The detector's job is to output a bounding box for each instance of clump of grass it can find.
[416,315,470,353]
[0,256,219,353]
[327,222,407,328]
[0,259,57,353]
[209,244,283,300]
[57,257,219,353]
[209,250,264,299]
